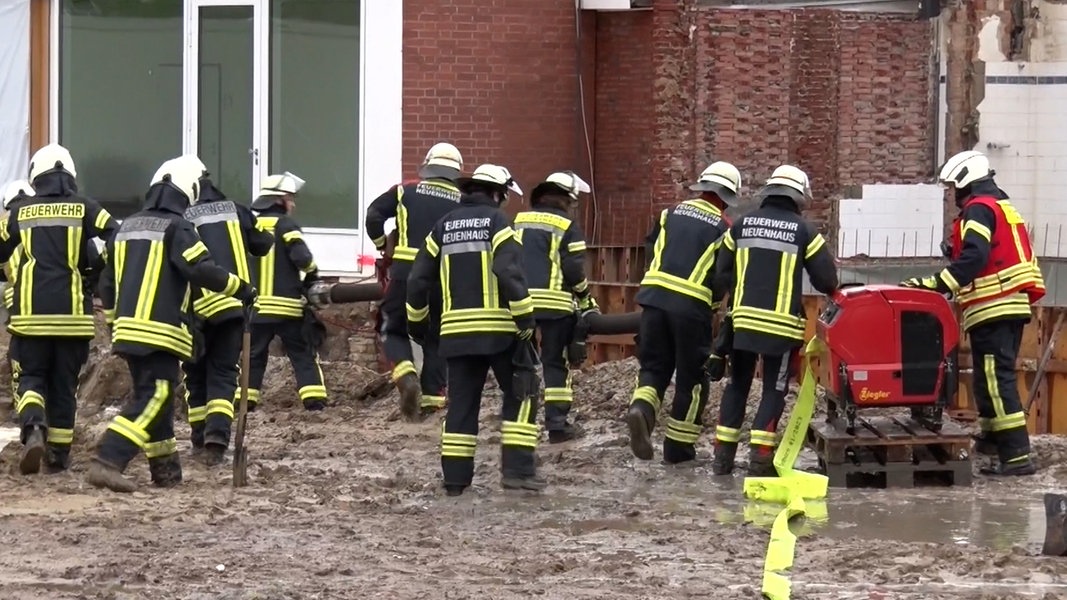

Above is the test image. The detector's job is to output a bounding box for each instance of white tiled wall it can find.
[976,61,1067,257]
[837,184,945,258]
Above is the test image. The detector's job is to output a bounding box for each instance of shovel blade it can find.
[233,447,248,488]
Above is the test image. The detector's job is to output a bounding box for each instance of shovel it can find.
[232,305,254,488]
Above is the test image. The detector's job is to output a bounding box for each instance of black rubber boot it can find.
[980,457,1036,476]
[148,454,184,488]
[712,442,737,475]
[19,426,45,475]
[1042,493,1067,556]
[501,474,547,492]
[44,447,71,474]
[202,432,228,467]
[87,458,137,493]
[444,484,466,497]
[304,399,327,412]
[626,404,655,460]
[548,422,583,444]
[190,422,206,454]
[396,373,422,422]
[747,448,778,477]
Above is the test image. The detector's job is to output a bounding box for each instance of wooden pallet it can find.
[807,415,973,489]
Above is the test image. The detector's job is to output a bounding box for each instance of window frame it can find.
[47,0,401,275]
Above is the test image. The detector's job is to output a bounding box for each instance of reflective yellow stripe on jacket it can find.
[514,210,575,313]
[640,201,721,308]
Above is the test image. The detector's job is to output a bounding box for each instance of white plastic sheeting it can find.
[0,0,28,187]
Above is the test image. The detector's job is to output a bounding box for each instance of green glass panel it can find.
[59,0,182,218]
[199,5,255,205]
[270,0,360,228]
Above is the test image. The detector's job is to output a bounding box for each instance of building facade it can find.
[1,0,941,277]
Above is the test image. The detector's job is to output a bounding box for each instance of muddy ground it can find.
[1,316,1067,599]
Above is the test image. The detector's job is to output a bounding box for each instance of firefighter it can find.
[901,150,1043,476]
[0,144,118,475]
[514,171,596,443]
[247,172,328,412]
[87,155,258,493]
[625,162,740,464]
[1,180,34,417]
[183,162,274,465]
[406,164,543,495]
[365,142,463,421]
[711,165,838,476]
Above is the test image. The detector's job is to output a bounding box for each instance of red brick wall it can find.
[401,0,592,218]
[588,10,654,245]
[645,4,936,238]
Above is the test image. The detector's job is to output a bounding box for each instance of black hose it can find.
[585,311,641,335]
[328,282,384,303]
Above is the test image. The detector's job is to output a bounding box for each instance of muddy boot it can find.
[747,449,778,477]
[304,399,327,412]
[44,447,72,474]
[86,459,137,493]
[626,405,655,461]
[1042,493,1067,556]
[980,457,1036,476]
[501,474,548,492]
[396,373,422,422]
[19,426,45,475]
[971,431,997,457]
[548,422,583,444]
[444,484,466,497]
[712,443,737,476]
[190,422,206,456]
[148,454,183,488]
[201,432,228,467]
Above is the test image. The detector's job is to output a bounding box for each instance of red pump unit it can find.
[816,284,959,434]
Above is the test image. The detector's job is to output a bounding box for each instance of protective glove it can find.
[940,240,952,258]
[235,281,259,308]
[577,294,600,317]
[899,276,939,291]
[704,354,727,382]
[409,319,428,346]
[515,316,536,341]
[306,280,332,309]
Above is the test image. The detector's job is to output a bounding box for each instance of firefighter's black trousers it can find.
[182,318,242,448]
[629,306,713,464]
[537,314,575,432]
[971,319,1031,464]
[97,351,180,470]
[441,346,538,489]
[379,263,447,409]
[715,349,793,457]
[15,336,89,459]
[9,335,20,412]
[249,317,327,408]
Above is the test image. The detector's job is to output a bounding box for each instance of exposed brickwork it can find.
[587,10,654,245]
[402,0,591,218]
[650,0,698,217]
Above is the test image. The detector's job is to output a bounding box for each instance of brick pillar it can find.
[650,0,698,216]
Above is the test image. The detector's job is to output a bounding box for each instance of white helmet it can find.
[150,156,203,204]
[419,142,464,180]
[760,164,812,206]
[939,150,992,189]
[2,179,34,209]
[259,171,306,197]
[689,161,742,205]
[458,164,523,197]
[29,143,77,182]
[542,171,591,201]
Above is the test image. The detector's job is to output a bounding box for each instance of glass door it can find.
[183,0,267,203]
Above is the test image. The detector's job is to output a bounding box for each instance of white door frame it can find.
[182,0,268,196]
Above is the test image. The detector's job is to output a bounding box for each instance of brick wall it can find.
[640,4,937,238]
[402,0,592,217]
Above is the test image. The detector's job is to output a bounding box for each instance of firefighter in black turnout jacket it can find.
[626,162,741,464]
[183,160,274,465]
[514,171,596,443]
[247,172,328,411]
[87,156,257,493]
[1,179,35,409]
[712,165,838,476]
[0,144,118,475]
[365,142,463,420]
[406,164,543,495]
